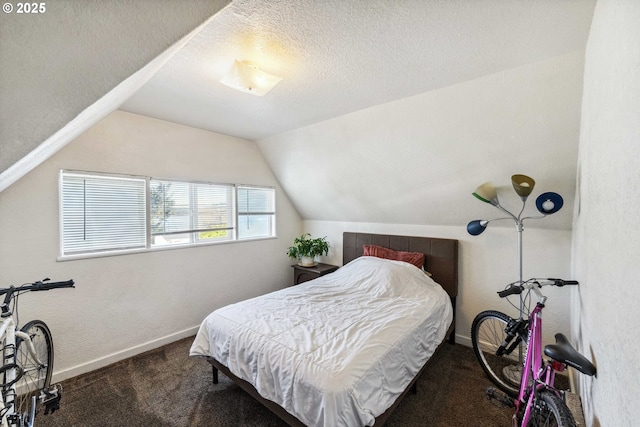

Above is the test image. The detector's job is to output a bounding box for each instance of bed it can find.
[190,232,458,426]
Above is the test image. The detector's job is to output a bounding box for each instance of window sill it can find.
[57,236,278,262]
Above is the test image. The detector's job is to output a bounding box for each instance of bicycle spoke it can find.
[15,321,54,420]
[471,311,522,397]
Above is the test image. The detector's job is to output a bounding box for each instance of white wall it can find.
[305,220,572,349]
[572,1,640,426]
[0,110,302,382]
[257,50,584,232]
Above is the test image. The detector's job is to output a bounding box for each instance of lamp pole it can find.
[516,220,524,319]
[516,220,525,363]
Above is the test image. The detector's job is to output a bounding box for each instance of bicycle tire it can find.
[526,391,577,427]
[14,320,54,422]
[471,310,522,397]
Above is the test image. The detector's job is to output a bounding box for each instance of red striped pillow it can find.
[362,245,425,269]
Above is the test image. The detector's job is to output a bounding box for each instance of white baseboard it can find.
[455,333,472,348]
[51,326,200,383]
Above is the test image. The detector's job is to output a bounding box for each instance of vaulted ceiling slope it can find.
[257,49,586,230]
[0,0,230,187]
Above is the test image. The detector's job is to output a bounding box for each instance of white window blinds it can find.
[61,172,146,255]
[237,186,275,239]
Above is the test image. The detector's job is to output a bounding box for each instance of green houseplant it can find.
[287,233,330,267]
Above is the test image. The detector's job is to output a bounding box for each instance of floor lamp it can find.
[466,174,564,370]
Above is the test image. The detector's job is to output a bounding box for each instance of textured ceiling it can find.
[0,0,229,177]
[121,0,596,141]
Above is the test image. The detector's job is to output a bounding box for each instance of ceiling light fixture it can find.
[219,60,282,96]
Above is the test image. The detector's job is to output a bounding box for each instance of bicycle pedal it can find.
[485,387,515,408]
[42,383,63,415]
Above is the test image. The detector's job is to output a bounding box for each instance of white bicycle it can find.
[0,279,74,427]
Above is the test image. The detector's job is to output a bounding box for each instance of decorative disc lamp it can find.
[467,175,563,365]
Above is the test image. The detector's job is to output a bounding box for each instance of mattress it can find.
[190,256,453,427]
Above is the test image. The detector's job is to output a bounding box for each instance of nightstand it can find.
[292,263,339,285]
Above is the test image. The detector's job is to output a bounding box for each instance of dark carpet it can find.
[39,337,514,427]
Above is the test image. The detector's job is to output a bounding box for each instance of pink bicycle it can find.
[471,278,596,427]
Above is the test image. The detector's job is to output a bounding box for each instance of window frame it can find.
[149,178,237,247]
[58,170,277,261]
[236,184,276,240]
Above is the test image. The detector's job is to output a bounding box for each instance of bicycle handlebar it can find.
[497,278,578,298]
[497,286,523,298]
[0,279,75,297]
[30,279,75,292]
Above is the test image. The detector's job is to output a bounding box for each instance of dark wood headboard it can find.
[342,232,459,299]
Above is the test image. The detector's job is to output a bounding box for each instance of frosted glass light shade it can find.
[511,174,536,199]
[472,182,499,205]
[220,60,282,96]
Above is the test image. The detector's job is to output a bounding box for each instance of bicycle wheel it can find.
[14,320,54,420]
[471,310,522,397]
[526,391,577,427]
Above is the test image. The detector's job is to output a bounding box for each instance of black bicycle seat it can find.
[544,333,597,376]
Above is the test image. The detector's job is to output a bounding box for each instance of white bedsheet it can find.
[190,256,453,427]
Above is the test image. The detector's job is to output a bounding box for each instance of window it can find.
[237,186,276,239]
[60,171,275,258]
[150,180,234,246]
[60,172,146,255]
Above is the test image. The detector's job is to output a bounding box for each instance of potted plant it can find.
[287,233,330,267]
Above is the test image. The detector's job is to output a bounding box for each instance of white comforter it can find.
[190,256,453,427]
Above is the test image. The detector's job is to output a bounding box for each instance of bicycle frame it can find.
[0,314,42,427]
[0,314,18,427]
[516,288,561,426]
